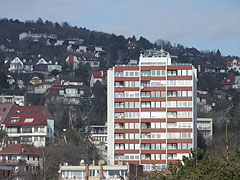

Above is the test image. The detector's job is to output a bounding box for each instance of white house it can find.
[8,57,24,72]
[89,71,107,87]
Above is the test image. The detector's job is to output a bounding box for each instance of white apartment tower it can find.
[107,49,197,172]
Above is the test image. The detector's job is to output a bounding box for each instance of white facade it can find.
[197,118,213,142]
[8,57,24,72]
[107,49,197,171]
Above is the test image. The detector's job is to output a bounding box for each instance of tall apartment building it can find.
[107,49,197,172]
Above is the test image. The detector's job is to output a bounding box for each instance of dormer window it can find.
[34,110,38,114]
[10,117,20,123]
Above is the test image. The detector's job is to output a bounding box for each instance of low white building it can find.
[197,118,213,143]
[58,163,143,180]
[0,95,24,105]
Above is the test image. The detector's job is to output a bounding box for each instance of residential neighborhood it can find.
[0,11,239,179]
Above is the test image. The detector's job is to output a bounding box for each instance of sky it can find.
[0,0,240,56]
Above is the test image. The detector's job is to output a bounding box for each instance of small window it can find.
[34,110,38,114]
[10,117,20,123]
[29,110,32,114]
[2,108,6,112]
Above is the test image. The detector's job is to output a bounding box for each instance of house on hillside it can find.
[7,72,44,90]
[45,85,92,107]
[4,105,54,147]
[34,76,61,94]
[8,57,24,73]
[7,57,38,73]
[19,32,57,42]
[193,61,227,73]
[0,144,42,179]
[65,53,100,69]
[126,41,138,50]
[227,59,240,73]
[220,74,240,91]
[34,57,62,75]
[89,71,107,87]
[197,91,213,113]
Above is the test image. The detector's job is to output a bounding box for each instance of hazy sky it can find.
[0,0,239,56]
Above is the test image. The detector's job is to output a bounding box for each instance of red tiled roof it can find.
[197,92,212,105]
[221,74,235,85]
[127,42,137,47]
[92,71,107,79]
[5,106,54,127]
[227,61,233,67]
[0,104,15,124]
[227,59,240,68]
[0,144,40,156]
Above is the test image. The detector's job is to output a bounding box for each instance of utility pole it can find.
[223,106,232,162]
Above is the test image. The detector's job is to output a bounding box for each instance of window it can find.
[141,123,150,129]
[124,71,139,77]
[141,133,151,139]
[150,80,166,87]
[167,70,177,76]
[125,91,139,98]
[151,70,166,76]
[125,81,140,87]
[115,134,124,139]
[167,153,177,160]
[115,144,124,150]
[24,118,34,123]
[141,81,150,87]
[114,102,124,108]
[141,143,150,150]
[167,122,177,128]
[115,71,123,77]
[141,70,150,76]
[167,143,177,149]
[114,113,124,119]
[10,117,20,123]
[141,91,150,97]
[114,81,124,87]
[141,102,151,108]
[115,92,124,98]
[22,127,32,133]
[167,91,177,97]
[34,127,38,132]
[167,112,177,118]
[124,112,139,119]
[125,102,139,108]
[151,91,165,97]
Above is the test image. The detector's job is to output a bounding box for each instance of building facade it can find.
[58,163,143,180]
[107,49,197,172]
[197,118,213,143]
[4,105,54,147]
